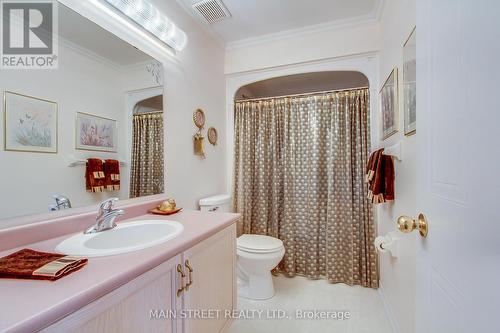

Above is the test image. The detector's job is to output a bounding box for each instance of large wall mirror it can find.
[0,4,164,222]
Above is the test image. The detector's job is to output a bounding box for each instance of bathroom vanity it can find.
[44,224,236,333]
[0,199,240,333]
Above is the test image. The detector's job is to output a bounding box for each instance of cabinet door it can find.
[43,255,182,333]
[182,224,236,333]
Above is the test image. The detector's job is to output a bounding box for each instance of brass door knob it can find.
[397,213,428,237]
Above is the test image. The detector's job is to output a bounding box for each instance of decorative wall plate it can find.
[193,109,206,129]
[207,127,218,145]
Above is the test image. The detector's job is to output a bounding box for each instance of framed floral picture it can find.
[75,112,117,152]
[4,91,58,153]
[380,68,399,140]
[403,27,416,135]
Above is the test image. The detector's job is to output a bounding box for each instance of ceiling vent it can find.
[192,0,231,24]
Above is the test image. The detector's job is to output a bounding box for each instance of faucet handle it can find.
[53,195,72,209]
[98,197,119,215]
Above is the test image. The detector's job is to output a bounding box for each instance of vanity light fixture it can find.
[103,0,188,51]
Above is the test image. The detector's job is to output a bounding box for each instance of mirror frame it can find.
[1,194,168,230]
[1,1,173,230]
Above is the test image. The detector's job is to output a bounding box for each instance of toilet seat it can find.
[237,234,284,253]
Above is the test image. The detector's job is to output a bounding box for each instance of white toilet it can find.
[199,195,285,300]
[236,234,285,300]
[199,194,231,212]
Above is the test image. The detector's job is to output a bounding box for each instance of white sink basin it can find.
[56,220,184,257]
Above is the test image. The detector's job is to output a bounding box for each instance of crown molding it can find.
[226,0,385,51]
[57,35,122,71]
[225,51,379,78]
[121,60,158,72]
[57,35,160,76]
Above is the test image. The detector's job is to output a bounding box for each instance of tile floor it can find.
[228,275,392,333]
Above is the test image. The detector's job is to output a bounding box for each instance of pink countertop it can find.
[0,210,240,333]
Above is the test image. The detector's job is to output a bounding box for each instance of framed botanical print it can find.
[403,27,416,135]
[75,112,117,152]
[4,91,58,153]
[380,68,399,140]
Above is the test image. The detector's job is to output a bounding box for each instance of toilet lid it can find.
[237,234,284,253]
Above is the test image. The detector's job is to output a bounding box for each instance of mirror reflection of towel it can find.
[86,158,105,193]
[104,159,120,191]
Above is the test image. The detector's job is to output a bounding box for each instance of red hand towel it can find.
[104,159,121,191]
[0,249,87,281]
[86,158,105,193]
[382,155,395,201]
[366,149,395,204]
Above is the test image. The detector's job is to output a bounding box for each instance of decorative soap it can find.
[159,198,176,212]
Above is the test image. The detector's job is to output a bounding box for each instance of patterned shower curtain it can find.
[233,89,378,288]
[130,112,164,198]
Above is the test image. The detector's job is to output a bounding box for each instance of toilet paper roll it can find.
[374,235,391,253]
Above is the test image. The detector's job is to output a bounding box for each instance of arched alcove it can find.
[225,54,379,194]
[234,71,369,101]
[134,95,163,114]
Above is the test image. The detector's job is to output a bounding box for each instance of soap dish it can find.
[149,208,183,216]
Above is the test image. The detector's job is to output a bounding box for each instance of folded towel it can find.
[0,249,87,281]
[366,149,395,204]
[382,155,395,201]
[366,148,383,183]
[86,158,105,193]
[104,159,121,191]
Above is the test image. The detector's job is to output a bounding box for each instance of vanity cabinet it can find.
[42,224,236,333]
[182,224,236,333]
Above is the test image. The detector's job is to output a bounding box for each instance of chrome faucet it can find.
[84,198,124,234]
[50,195,72,211]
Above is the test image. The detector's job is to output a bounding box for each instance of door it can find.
[181,224,236,333]
[416,1,500,332]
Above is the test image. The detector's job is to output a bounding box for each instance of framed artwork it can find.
[380,68,399,140]
[4,91,58,153]
[403,27,416,135]
[75,112,117,152]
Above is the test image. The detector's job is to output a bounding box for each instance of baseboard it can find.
[378,283,401,333]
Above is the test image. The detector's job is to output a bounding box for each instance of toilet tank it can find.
[199,194,231,213]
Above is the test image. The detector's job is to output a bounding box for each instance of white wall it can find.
[0,43,144,219]
[121,62,160,92]
[376,1,417,333]
[149,0,227,209]
[226,21,380,74]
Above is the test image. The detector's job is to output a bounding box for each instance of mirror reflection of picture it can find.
[380,68,398,140]
[4,91,58,153]
[75,112,117,152]
[403,27,416,135]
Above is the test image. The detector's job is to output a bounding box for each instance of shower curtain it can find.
[130,112,164,198]
[233,89,378,288]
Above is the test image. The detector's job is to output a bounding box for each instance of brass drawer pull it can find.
[185,260,193,291]
[176,264,186,297]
